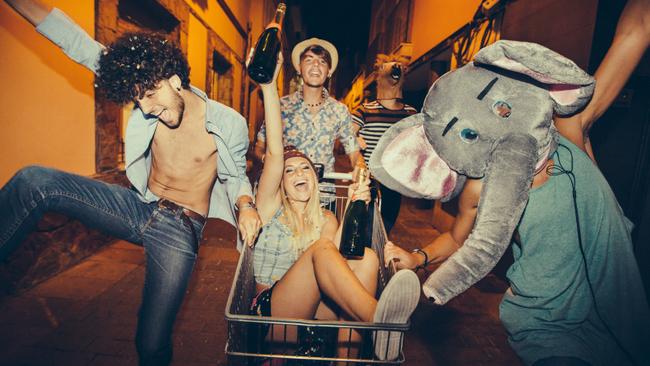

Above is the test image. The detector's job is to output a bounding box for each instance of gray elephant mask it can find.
[369,40,595,304]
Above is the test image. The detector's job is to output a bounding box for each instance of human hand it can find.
[384,241,421,270]
[5,0,52,27]
[238,206,262,247]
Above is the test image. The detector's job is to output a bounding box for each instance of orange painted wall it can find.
[184,0,252,113]
[184,0,248,58]
[188,13,208,92]
[232,61,244,114]
[410,0,483,61]
[223,0,251,37]
[248,0,265,49]
[0,0,96,186]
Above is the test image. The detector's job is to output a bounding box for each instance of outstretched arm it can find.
[255,54,285,222]
[555,0,650,159]
[584,0,650,125]
[384,178,480,269]
[6,0,105,73]
[5,0,51,26]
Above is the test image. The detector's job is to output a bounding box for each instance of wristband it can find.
[412,248,429,270]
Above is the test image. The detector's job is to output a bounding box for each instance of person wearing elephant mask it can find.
[372,39,650,366]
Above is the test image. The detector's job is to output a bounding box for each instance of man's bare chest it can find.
[151,121,218,168]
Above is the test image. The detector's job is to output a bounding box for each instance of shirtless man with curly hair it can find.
[1,1,262,364]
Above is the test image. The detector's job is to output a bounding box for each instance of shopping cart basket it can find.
[225,175,410,365]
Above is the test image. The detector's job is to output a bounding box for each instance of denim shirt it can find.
[37,9,253,249]
[253,208,299,286]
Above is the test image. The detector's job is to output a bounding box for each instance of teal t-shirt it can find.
[500,136,650,366]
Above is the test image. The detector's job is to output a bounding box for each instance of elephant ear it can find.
[422,133,537,304]
[474,40,595,116]
[369,113,464,202]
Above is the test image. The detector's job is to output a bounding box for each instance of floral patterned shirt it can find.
[257,86,359,174]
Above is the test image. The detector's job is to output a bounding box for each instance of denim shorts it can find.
[249,284,275,341]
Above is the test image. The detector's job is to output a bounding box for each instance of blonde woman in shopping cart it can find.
[249,53,420,361]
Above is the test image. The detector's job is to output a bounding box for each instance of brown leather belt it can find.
[157,199,206,226]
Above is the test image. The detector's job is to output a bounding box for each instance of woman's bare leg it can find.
[310,248,380,362]
[271,238,377,321]
[347,247,379,297]
[268,240,420,362]
[337,247,380,363]
[265,239,377,354]
[298,248,381,363]
[314,246,379,319]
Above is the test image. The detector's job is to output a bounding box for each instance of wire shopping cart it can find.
[225,173,410,365]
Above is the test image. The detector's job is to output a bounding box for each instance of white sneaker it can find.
[373,269,420,360]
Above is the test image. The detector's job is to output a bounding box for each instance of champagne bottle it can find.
[339,160,370,259]
[247,3,286,84]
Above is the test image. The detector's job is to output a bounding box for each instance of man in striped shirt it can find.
[352,55,417,234]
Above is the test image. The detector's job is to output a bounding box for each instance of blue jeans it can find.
[0,166,205,366]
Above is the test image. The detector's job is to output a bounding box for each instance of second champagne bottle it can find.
[339,160,371,259]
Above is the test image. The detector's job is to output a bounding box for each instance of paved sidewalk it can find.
[0,198,520,366]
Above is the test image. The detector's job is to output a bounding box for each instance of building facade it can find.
[0,0,288,185]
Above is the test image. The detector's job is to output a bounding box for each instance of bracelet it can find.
[412,248,429,270]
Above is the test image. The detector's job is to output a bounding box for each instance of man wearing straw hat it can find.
[254,38,362,196]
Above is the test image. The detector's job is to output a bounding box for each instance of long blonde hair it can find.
[279,168,324,254]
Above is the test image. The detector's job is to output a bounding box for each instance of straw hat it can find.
[291,38,339,77]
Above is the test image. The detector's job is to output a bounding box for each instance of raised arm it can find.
[5,0,51,26]
[555,0,650,158]
[584,0,650,125]
[6,0,105,74]
[255,55,285,222]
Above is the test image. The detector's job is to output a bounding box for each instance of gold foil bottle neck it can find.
[353,159,368,183]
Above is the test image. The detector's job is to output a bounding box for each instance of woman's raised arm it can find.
[255,54,286,221]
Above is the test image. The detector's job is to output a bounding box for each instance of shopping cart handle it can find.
[322,172,353,181]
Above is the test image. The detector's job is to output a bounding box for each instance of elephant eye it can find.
[459,128,479,143]
[492,100,512,118]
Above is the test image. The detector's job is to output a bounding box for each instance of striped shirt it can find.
[352,101,417,164]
